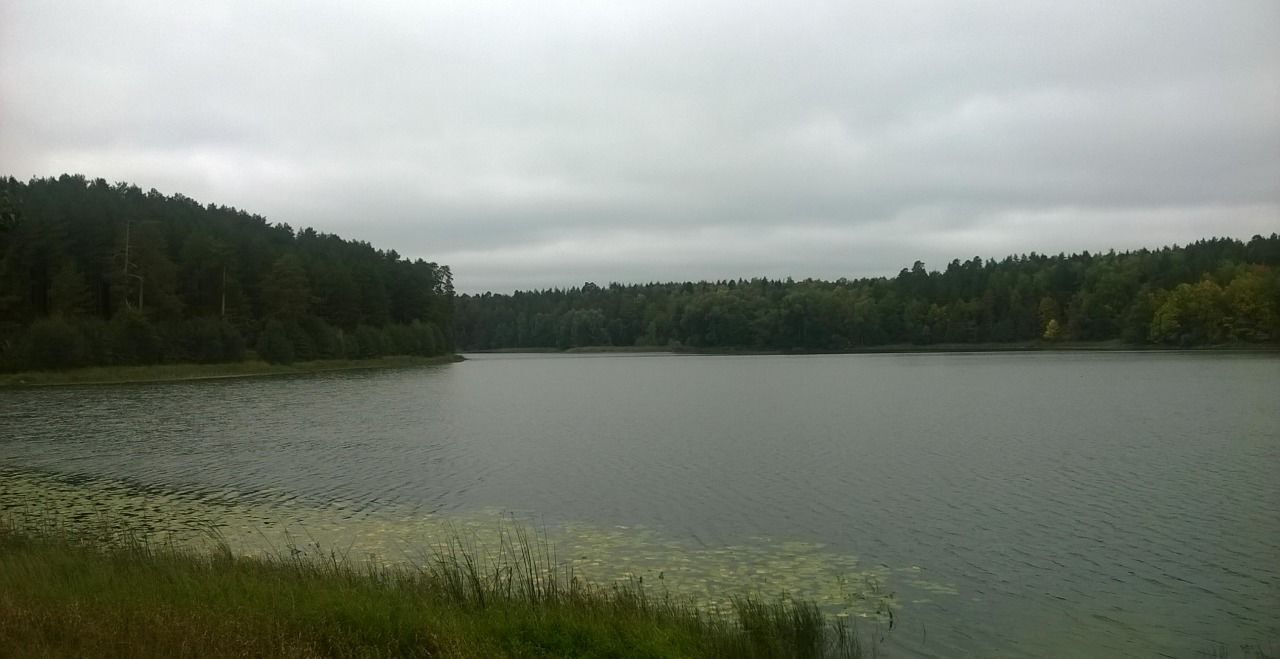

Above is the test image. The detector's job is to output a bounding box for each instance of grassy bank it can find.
[0,521,874,659]
[0,354,464,387]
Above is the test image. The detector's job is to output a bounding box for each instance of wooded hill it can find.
[455,235,1280,351]
[4,175,1275,367]
[0,175,454,371]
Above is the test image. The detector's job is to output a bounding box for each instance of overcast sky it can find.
[2,1,1277,293]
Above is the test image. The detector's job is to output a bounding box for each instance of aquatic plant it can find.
[0,514,881,658]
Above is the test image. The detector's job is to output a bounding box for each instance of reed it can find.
[0,516,878,658]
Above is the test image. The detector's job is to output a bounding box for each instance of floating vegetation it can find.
[0,467,949,625]
[2,517,881,657]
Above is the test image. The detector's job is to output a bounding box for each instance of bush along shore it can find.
[0,353,463,387]
[0,519,880,659]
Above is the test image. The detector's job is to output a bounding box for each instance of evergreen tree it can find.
[256,320,295,364]
[454,235,1280,351]
[49,261,92,317]
[0,175,456,372]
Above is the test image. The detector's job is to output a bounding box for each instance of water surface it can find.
[2,351,1277,657]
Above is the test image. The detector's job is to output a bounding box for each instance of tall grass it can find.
[0,516,879,658]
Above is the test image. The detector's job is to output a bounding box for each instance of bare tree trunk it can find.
[122,219,132,310]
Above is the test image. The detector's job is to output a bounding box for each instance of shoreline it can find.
[7,342,1274,386]
[467,342,1280,356]
[0,354,465,388]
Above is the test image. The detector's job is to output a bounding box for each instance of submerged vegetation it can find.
[0,516,879,658]
[0,175,454,373]
[456,235,1280,351]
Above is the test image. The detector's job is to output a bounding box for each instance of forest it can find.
[455,235,1280,351]
[0,175,454,372]
[3,175,1277,369]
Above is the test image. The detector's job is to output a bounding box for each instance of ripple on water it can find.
[2,353,1278,658]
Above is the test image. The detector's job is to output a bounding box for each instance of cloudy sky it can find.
[2,1,1277,292]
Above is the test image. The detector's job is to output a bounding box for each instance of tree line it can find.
[0,175,454,371]
[455,235,1280,351]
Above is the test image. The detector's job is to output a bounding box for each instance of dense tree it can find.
[0,175,454,371]
[19,317,86,370]
[108,310,164,365]
[455,235,1280,351]
[1222,266,1279,342]
[262,254,311,320]
[48,260,92,317]
[256,320,295,364]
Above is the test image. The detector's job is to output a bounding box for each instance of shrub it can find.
[385,323,418,356]
[220,321,246,362]
[353,325,385,358]
[256,320,295,364]
[412,321,438,356]
[298,316,339,359]
[109,311,163,365]
[283,320,316,362]
[77,317,110,366]
[18,317,86,370]
[173,317,241,363]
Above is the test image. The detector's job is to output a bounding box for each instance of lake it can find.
[2,351,1277,657]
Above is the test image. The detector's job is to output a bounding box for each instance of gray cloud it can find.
[3,0,1277,292]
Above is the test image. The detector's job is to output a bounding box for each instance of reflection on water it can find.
[2,351,1278,658]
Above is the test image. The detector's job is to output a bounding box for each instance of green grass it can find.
[0,354,464,387]
[0,519,877,658]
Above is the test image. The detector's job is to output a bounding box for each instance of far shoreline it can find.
[0,354,465,388]
[465,341,1280,356]
[7,343,1275,387]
